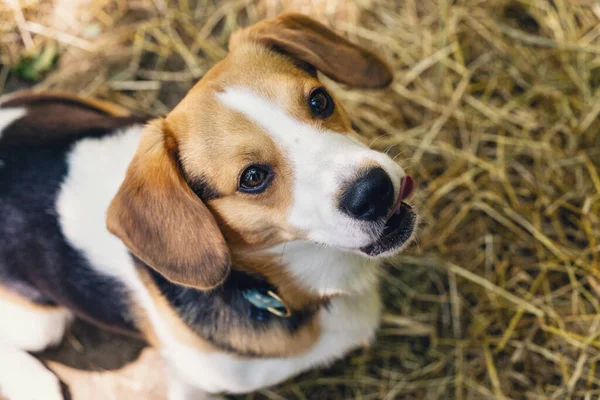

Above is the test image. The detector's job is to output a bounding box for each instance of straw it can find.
[1,0,599,398]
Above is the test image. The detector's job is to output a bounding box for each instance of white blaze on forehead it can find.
[0,107,27,138]
[217,87,405,247]
[217,88,359,152]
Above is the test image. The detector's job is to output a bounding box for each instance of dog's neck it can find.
[137,241,379,357]
[254,240,380,298]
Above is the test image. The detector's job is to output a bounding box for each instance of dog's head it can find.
[107,13,417,290]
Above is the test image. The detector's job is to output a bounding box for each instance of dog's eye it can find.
[239,165,271,193]
[308,87,334,118]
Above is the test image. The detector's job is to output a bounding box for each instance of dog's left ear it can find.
[107,120,230,290]
[229,13,393,89]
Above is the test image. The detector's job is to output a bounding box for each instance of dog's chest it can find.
[160,285,382,394]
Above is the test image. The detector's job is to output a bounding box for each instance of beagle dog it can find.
[0,13,417,400]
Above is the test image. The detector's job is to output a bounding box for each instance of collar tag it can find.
[242,289,292,318]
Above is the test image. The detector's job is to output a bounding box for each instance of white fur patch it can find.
[0,297,69,400]
[0,298,72,352]
[0,108,26,139]
[57,126,144,281]
[268,240,379,296]
[217,88,405,249]
[0,346,63,400]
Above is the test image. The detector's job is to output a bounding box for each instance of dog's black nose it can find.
[339,167,395,221]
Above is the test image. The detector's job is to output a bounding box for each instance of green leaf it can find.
[13,42,58,82]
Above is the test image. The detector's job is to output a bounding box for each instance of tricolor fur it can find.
[0,13,417,400]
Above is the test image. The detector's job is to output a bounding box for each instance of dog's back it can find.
[0,93,148,332]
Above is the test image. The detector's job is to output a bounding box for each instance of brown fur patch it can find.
[229,12,393,89]
[165,64,299,249]
[0,90,132,117]
[0,91,148,147]
[224,313,320,358]
[106,119,230,290]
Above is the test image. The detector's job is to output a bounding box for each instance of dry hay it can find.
[2,0,600,399]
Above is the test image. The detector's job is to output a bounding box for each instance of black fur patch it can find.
[0,137,139,333]
[141,260,319,357]
[186,175,220,201]
[0,97,149,334]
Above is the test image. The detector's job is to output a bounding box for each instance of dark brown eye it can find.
[308,87,334,118]
[239,165,271,193]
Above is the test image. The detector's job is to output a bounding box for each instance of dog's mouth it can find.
[360,176,417,257]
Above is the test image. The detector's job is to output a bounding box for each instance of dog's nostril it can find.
[339,167,395,221]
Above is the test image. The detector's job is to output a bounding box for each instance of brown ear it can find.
[229,13,393,89]
[107,120,230,290]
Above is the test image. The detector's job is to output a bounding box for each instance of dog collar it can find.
[241,288,292,318]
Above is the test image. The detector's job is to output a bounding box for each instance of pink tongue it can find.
[399,175,414,200]
[389,175,414,216]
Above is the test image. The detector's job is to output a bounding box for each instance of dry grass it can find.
[2,0,600,399]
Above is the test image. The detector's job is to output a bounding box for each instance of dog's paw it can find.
[0,348,63,400]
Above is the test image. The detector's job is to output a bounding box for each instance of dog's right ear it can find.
[107,120,230,290]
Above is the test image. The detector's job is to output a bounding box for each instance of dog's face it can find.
[107,13,417,290]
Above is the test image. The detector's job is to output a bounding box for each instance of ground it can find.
[1,0,600,399]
